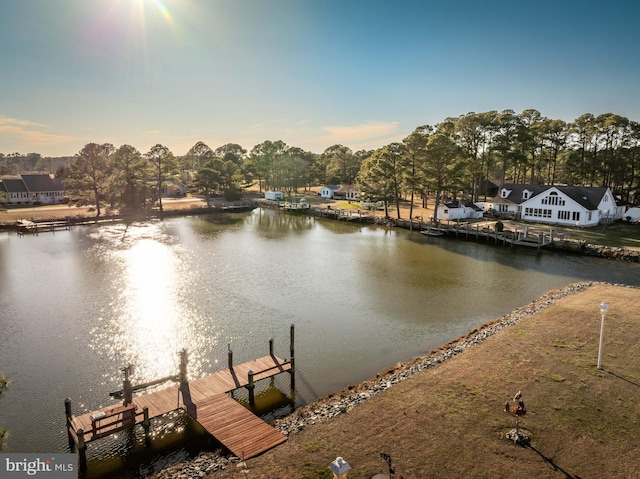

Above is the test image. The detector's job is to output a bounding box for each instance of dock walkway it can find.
[68,354,291,459]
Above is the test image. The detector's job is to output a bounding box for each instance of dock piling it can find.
[77,428,87,472]
[269,337,274,356]
[247,370,255,406]
[65,398,74,448]
[143,406,150,444]
[178,349,188,384]
[290,324,296,391]
[228,349,233,370]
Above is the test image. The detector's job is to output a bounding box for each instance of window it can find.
[558,211,570,220]
[501,189,510,199]
[572,212,580,221]
[524,208,552,218]
[523,190,531,200]
[542,191,565,206]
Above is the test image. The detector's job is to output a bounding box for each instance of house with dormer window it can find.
[481,184,625,227]
[0,174,66,206]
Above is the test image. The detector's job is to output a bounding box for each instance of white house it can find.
[437,201,484,221]
[0,174,66,205]
[265,190,284,201]
[319,185,340,198]
[319,184,359,200]
[487,184,624,227]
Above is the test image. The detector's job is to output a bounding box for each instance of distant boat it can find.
[420,229,444,237]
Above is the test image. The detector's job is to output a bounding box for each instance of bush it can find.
[224,186,243,201]
[495,220,504,232]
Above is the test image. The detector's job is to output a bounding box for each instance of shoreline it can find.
[2,198,639,262]
[148,280,623,479]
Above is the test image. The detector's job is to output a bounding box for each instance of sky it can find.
[1,0,639,157]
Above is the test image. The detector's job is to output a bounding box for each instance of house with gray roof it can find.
[0,174,66,206]
[479,184,625,227]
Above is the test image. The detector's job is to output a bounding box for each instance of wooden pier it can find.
[16,219,71,235]
[65,327,295,469]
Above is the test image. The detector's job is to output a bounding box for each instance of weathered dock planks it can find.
[67,353,293,464]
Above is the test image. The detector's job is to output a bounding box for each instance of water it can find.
[1,208,639,473]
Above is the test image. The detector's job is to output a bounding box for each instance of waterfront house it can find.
[480,184,624,227]
[437,201,484,221]
[319,184,359,200]
[0,174,66,206]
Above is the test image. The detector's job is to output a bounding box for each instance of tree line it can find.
[2,109,639,218]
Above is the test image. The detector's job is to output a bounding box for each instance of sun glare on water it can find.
[90,223,211,384]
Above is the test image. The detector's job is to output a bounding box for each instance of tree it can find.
[323,144,361,184]
[493,110,520,186]
[64,143,114,217]
[214,143,246,165]
[194,160,223,206]
[109,144,150,211]
[403,125,432,221]
[540,119,568,185]
[146,144,177,213]
[422,133,463,223]
[356,143,406,219]
[181,141,214,183]
[247,140,289,192]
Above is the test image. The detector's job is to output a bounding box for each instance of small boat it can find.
[420,229,444,237]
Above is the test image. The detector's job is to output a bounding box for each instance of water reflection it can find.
[86,223,217,385]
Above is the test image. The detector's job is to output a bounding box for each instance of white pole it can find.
[597,302,609,369]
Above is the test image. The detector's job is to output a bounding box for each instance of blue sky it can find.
[1,0,639,157]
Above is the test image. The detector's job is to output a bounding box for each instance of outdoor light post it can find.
[597,301,609,370]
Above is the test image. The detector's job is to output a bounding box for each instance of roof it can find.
[21,174,58,192]
[1,178,28,193]
[441,201,483,211]
[494,184,611,211]
[335,184,357,193]
[322,185,341,191]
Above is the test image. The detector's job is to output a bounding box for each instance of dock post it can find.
[228,349,233,370]
[77,428,87,472]
[122,365,133,406]
[247,370,255,406]
[290,324,296,391]
[179,349,188,385]
[269,337,274,356]
[64,397,74,448]
[143,406,151,445]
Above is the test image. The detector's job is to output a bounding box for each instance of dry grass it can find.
[210,283,640,478]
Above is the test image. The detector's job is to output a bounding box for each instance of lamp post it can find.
[597,301,609,369]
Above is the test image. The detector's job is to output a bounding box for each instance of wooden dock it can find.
[16,218,71,235]
[66,329,295,468]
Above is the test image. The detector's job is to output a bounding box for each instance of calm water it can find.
[1,208,639,471]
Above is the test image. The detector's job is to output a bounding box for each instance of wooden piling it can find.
[65,398,74,448]
[77,428,87,472]
[179,349,188,384]
[290,324,296,391]
[228,349,233,370]
[269,337,274,356]
[247,370,255,406]
[143,406,150,444]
